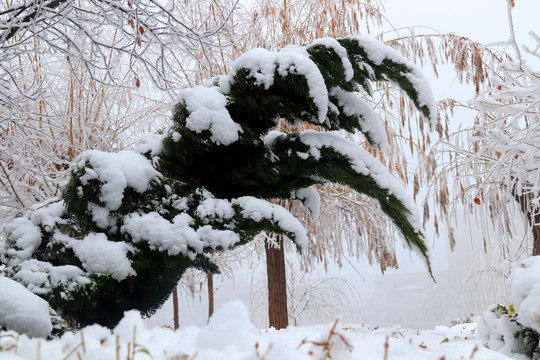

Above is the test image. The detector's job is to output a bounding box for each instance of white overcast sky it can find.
[383,0,540,47]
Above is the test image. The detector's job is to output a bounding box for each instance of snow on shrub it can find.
[478,256,540,359]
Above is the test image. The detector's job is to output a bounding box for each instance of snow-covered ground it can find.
[0,300,510,360]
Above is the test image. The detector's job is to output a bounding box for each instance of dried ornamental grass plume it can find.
[1,36,434,334]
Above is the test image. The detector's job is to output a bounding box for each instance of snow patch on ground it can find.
[0,301,512,359]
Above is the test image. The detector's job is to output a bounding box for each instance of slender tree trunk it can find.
[207,273,214,321]
[265,234,288,329]
[513,189,540,256]
[172,286,179,330]
[532,214,540,256]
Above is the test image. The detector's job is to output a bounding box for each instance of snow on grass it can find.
[0,300,512,360]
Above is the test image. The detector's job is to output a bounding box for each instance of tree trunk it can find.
[513,189,540,256]
[207,273,214,322]
[172,286,179,330]
[265,234,288,329]
[532,214,540,256]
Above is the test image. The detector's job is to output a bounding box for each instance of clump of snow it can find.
[134,133,165,157]
[122,212,198,257]
[75,150,161,212]
[197,226,240,251]
[291,187,321,220]
[121,212,241,259]
[28,200,66,231]
[4,218,42,263]
[196,197,235,221]
[228,47,329,123]
[9,259,90,297]
[178,85,242,145]
[477,305,529,358]
[477,257,540,358]
[329,87,388,150]
[53,232,136,281]
[196,300,256,352]
[233,196,308,249]
[0,276,52,338]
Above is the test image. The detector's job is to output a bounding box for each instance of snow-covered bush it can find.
[1,36,435,335]
[478,257,540,358]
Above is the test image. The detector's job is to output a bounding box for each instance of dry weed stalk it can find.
[255,342,273,360]
[296,319,353,359]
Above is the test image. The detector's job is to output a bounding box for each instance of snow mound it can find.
[196,300,256,352]
[508,256,540,332]
[0,276,52,338]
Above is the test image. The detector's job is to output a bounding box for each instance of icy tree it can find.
[1,36,434,334]
[0,0,236,220]
[412,1,540,314]
[422,1,540,258]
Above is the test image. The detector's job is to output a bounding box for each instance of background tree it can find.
[0,0,237,219]
[1,36,433,335]
[418,0,540,306]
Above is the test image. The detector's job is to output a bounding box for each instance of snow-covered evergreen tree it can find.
[0,36,435,334]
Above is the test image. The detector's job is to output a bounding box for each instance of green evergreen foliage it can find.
[1,36,434,333]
